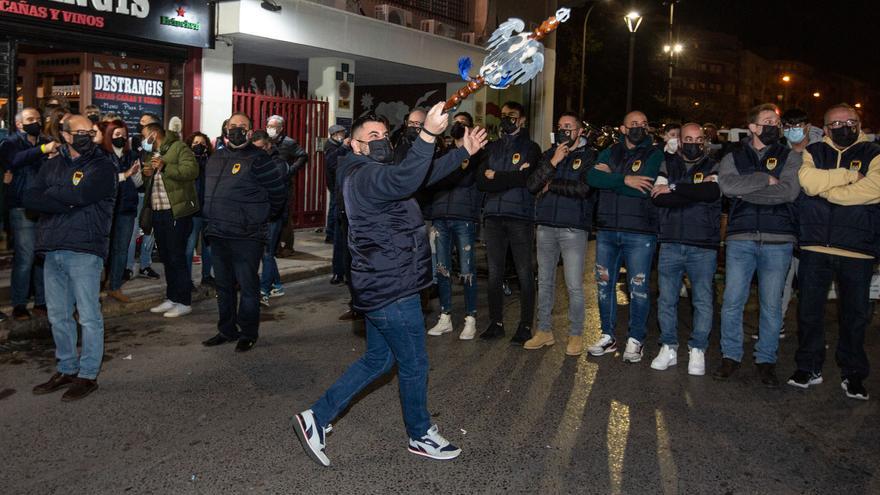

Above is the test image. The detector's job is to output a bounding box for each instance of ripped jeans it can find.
[432,218,478,316]
[595,230,657,343]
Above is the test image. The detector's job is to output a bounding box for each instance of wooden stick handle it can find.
[529,12,566,41]
[443,76,486,112]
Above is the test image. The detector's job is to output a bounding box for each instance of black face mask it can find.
[87,114,100,124]
[450,122,466,140]
[681,143,704,161]
[500,117,519,135]
[626,126,648,145]
[830,126,859,148]
[71,134,96,156]
[366,138,394,163]
[404,126,421,142]
[227,127,249,148]
[192,144,207,156]
[555,129,575,148]
[112,137,127,149]
[23,122,42,137]
[757,125,780,146]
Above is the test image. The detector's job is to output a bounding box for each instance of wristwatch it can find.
[669,183,677,192]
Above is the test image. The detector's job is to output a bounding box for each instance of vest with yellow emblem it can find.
[797,140,880,256]
[203,145,272,242]
[482,132,541,221]
[596,141,660,234]
[429,148,483,222]
[657,154,721,247]
[534,144,596,230]
[726,143,796,237]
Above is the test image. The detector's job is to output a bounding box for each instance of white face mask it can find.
[267,127,279,139]
[664,137,679,154]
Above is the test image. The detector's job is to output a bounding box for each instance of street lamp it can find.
[579,1,601,119]
[663,43,683,106]
[624,11,643,112]
[855,102,863,108]
[812,91,821,98]
[780,74,792,102]
[781,74,792,83]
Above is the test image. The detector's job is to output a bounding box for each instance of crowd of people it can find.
[0,93,876,465]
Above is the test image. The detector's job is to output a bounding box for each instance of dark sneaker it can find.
[12,305,31,321]
[61,378,99,401]
[338,309,363,321]
[202,333,238,347]
[756,363,779,388]
[32,372,76,395]
[139,267,160,279]
[123,268,134,282]
[408,425,461,460]
[330,274,344,285]
[235,338,257,352]
[32,304,48,318]
[787,370,823,389]
[294,409,332,467]
[841,377,869,401]
[510,323,532,345]
[712,358,740,381]
[479,322,505,340]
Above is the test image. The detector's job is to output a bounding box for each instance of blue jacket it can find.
[427,147,483,222]
[726,143,796,237]
[528,142,596,230]
[109,148,140,216]
[0,131,51,209]
[203,145,288,243]
[344,137,469,312]
[24,146,117,260]
[798,140,880,257]
[477,131,541,221]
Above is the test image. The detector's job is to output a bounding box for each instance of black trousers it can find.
[796,249,873,379]
[211,237,263,340]
[152,210,193,306]
[483,216,535,326]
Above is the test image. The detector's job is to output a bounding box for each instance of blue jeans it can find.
[108,214,136,291]
[211,238,263,340]
[44,250,104,380]
[186,216,213,282]
[432,218,478,316]
[325,189,336,241]
[720,240,793,364]
[127,193,155,270]
[311,294,431,440]
[10,208,45,307]
[260,217,284,294]
[537,226,587,336]
[595,230,657,342]
[657,243,717,350]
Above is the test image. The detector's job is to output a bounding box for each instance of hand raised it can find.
[462,126,488,156]
[421,102,449,137]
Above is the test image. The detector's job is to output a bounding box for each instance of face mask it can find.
[664,137,679,154]
[405,126,421,141]
[192,144,207,156]
[112,137,127,149]
[87,114,100,124]
[366,138,393,163]
[830,126,859,148]
[627,126,648,145]
[450,122,466,140]
[681,143,704,161]
[267,127,279,139]
[71,134,96,156]
[500,117,519,135]
[783,127,806,145]
[555,129,575,148]
[757,125,780,146]
[227,127,249,148]
[142,137,154,153]
[23,122,42,137]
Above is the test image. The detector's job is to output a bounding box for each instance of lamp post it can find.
[624,11,643,112]
[781,74,792,104]
[578,2,600,118]
[663,43,683,107]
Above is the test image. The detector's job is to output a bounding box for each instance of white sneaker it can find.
[427,313,453,336]
[459,316,477,340]
[622,337,644,363]
[688,347,706,376]
[294,409,332,467]
[650,344,678,370]
[163,303,192,318]
[150,299,175,314]
[408,424,461,460]
[587,334,617,356]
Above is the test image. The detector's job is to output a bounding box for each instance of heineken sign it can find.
[0,0,214,48]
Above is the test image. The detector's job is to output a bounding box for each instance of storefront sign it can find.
[0,0,213,48]
[92,73,164,131]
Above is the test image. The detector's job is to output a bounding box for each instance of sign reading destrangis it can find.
[0,0,213,48]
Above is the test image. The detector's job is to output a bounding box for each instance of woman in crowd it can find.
[185,131,214,287]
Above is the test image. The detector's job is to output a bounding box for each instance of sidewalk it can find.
[0,230,333,341]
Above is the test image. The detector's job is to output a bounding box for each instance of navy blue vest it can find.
[344,160,432,312]
[534,145,595,230]
[482,132,540,221]
[726,143,797,237]
[657,155,721,248]
[798,141,880,257]
[203,146,272,242]
[596,142,660,234]
[429,149,482,222]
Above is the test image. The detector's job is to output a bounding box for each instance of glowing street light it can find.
[855,102,863,108]
[624,11,643,32]
[781,74,792,83]
[623,11,642,111]
[813,92,821,98]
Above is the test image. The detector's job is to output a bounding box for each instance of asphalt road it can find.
[1,255,879,494]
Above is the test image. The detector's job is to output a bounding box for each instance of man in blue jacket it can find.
[27,114,117,402]
[294,102,487,467]
[0,107,55,321]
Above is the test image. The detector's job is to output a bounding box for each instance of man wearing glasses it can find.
[792,103,880,401]
[715,103,801,386]
[587,110,663,362]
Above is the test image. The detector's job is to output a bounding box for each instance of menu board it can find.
[92,73,165,133]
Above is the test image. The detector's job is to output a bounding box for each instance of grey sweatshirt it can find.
[718,139,802,243]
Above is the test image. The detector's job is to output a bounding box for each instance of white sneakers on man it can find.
[650,344,678,370]
[163,303,192,318]
[622,337,644,363]
[687,348,706,376]
[459,316,477,340]
[150,299,175,314]
[427,313,453,336]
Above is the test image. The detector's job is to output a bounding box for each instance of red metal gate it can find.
[232,88,329,228]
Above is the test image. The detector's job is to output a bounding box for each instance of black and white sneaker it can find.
[587,334,617,357]
[787,370,823,389]
[408,425,461,460]
[841,377,869,401]
[294,409,332,467]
